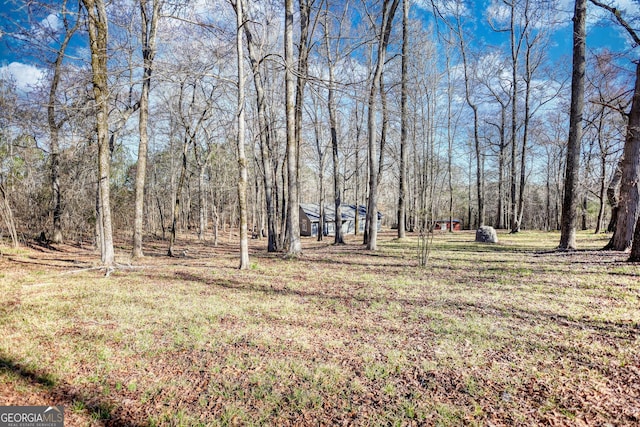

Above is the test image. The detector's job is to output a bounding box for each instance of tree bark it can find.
[513,21,536,233]
[82,0,114,267]
[397,0,409,239]
[132,0,161,258]
[618,60,640,254]
[48,2,80,244]
[168,133,188,257]
[496,104,507,229]
[285,0,301,256]
[365,0,399,251]
[456,15,484,227]
[234,0,250,269]
[330,90,343,245]
[595,112,606,234]
[506,0,522,232]
[588,0,640,252]
[321,8,344,245]
[198,164,207,241]
[241,0,278,252]
[558,0,586,250]
[606,158,623,233]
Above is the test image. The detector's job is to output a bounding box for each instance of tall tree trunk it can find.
[321,9,344,245]
[545,153,552,231]
[168,135,188,257]
[285,0,301,256]
[456,15,484,227]
[48,3,80,244]
[582,193,588,230]
[241,1,278,252]
[595,113,606,234]
[496,104,507,229]
[330,98,343,245]
[212,204,219,246]
[618,60,640,254]
[397,0,408,239]
[318,173,324,241]
[132,0,161,259]
[506,0,521,231]
[558,0,586,250]
[354,94,363,235]
[82,0,114,267]
[589,0,640,253]
[278,158,287,250]
[198,164,207,241]
[631,210,640,261]
[235,0,250,268]
[50,132,62,244]
[295,0,312,182]
[95,181,102,252]
[311,105,326,241]
[606,158,623,233]
[513,27,535,233]
[366,0,399,251]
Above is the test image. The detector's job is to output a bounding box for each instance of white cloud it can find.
[588,0,640,23]
[486,1,510,26]
[0,62,44,92]
[41,14,63,32]
[486,0,572,31]
[413,0,470,18]
[608,0,640,14]
[30,13,63,40]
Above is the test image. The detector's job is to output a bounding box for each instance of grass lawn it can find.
[1,230,639,426]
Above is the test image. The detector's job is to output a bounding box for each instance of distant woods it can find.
[1,0,639,261]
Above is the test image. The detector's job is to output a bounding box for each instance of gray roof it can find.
[300,204,382,222]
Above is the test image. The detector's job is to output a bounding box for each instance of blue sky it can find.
[0,0,636,92]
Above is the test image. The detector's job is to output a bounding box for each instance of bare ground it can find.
[1,230,639,426]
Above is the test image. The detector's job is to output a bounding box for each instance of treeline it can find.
[0,0,639,264]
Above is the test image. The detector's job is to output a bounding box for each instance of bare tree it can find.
[307,95,329,240]
[47,0,82,244]
[397,0,409,239]
[558,0,586,250]
[82,0,115,266]
[454,5,484,228]
[479,56,511,229]
[584,52,626,234]
[504,0,524,233]
[285,0,301,256]
[320,0,350,245]
[365,0,400,251]
[234,0,250,268]
[588,0,640,256]
[240,0,279,252]
[166,71,216,256]
[132,0,162,259]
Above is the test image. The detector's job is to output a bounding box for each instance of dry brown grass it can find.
[1,230,639,426]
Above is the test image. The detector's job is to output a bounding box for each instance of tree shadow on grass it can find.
[170,270,640,342]
[0,353,144,427]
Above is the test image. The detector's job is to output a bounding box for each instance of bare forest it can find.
[2,1,640,424]
[1,0,639,263]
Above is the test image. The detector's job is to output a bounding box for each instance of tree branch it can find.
[589,0,640,46]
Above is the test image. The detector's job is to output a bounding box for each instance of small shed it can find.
[299,204,382,237]
[433,219,462,232]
